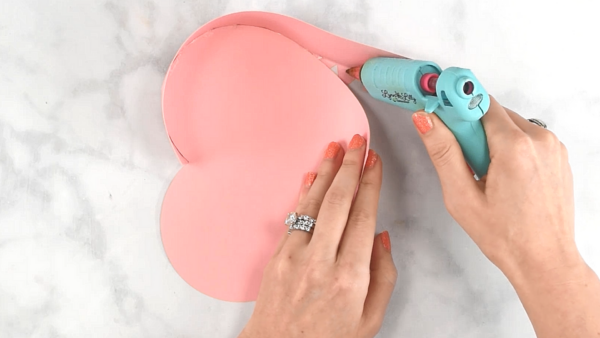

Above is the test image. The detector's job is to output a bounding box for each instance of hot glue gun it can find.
[347,58,491,177]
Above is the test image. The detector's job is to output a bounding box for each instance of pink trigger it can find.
[420,73,439,95]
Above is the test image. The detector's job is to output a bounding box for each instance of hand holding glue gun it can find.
[347,58,491,178]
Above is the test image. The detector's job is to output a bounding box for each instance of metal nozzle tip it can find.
[346,66,362,81]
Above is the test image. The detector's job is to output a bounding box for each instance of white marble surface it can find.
[1,0,599,337]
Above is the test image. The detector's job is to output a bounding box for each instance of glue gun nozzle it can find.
[346,66,362,81]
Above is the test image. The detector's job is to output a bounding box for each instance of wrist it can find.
[502,243,587,290]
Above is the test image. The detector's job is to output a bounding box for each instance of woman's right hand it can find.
[412,96,578,278]
[411,96,600,337]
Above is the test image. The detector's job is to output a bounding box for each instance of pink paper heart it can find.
[161,12,394,302]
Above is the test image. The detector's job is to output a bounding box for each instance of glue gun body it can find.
[358,57,491,177]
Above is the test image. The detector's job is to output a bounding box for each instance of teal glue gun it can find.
[348,58,491,177]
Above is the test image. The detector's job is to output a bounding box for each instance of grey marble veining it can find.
[1,1,599,337]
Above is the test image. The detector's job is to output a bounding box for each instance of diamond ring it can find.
[285,212,316,235]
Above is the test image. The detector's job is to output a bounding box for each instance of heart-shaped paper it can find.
[161,11,394,302]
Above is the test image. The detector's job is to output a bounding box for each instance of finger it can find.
[298,172,316,202]
[412,111,484,209]
[284,142,344,250]
[338,150,382,267]
[274,172,316,256]
[481,96,524,152]
[359,231,397,338]
[272,229,289,257]
[310,134,367,258]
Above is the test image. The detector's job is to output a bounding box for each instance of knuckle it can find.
[386,266,399,285]
[338,260,361,274]
[341,157,361,169]
[428,142,454,167]
[511,132,534,153]
[337,262,369,284]
[324,189,348,208]
[305,265,326,285]
[537,129,559,146]
[316,168,332,181]
[348,209,375,227]
[333,273,361,293]
[298,197,322,214]
[510,134,537,169]
[265,255,292,279]
[359,176,379,189]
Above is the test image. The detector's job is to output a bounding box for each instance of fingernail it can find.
[466,163,474,175]
[381,231,391,252]
[324,142,341,159]
[304,172,317,187]
[412,112,433,134]
[366,149,378,168]
[349,134,365,150]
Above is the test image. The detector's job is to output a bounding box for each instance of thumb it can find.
[412,111,483,206]
[360,231,397,338]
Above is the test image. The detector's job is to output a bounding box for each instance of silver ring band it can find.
[528,118,547,129]
[285,212,316,235]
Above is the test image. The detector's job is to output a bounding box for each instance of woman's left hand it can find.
[239,135,397,338]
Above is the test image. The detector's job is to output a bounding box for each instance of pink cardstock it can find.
[161,11,397,302]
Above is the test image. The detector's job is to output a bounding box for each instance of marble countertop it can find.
[1,1,599,337]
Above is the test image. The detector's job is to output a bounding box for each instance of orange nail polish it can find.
[366,149,378,168]
[304,172,317,187]
[381,231,391,252]
[412,113,433,134]
[349,134,365,150]
[324,142,341,159]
